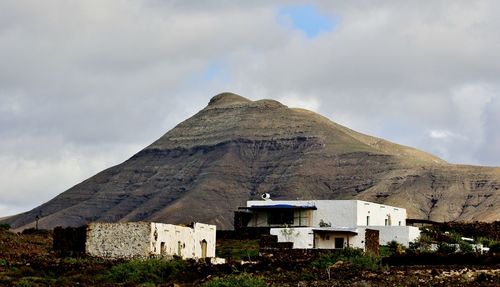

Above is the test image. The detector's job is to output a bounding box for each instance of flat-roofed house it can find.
[237,199,420,250]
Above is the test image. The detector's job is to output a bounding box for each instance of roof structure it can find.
[312,227,358,234]
[244,204,317,210]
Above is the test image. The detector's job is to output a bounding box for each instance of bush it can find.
[311,247,383,271]
[216,239,259,260]
[0,223,10,230]
[349,254,383,271]
[437,242,457,254]
[489,242,500,253]
[387,240,406,255]
[458,241,473,253]
[446,231,462,244]
[107,258,186,284]
[202,273,267,287]
[476,236,495,247]
[408,234,433,253]
[0,258,7,266]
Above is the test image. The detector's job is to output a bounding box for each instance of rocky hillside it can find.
[3,93,499,230]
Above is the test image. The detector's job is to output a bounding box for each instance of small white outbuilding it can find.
[85,222,216,259]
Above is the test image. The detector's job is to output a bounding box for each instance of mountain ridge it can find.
[3,92,499,230]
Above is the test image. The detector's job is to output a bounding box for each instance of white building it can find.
[86,222,216,259]
[238,199,420,250]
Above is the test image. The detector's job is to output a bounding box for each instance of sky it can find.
[1,0,500,217]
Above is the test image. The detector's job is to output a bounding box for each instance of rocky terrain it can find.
[2,92,499,230]
[0,228,499,286]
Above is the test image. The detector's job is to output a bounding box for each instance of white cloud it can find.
[278,94,320,111]
[429,130,459,140]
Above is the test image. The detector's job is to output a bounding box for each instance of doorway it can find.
[177,241,182,257]
[160,242,166,255]
[201,239,207,259]
[334,237,344,249]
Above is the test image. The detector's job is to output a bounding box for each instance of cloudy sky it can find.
[1,0,500,217]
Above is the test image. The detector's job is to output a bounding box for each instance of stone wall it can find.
[86,222,151,258]
[53,226,87,255]
[364,229,380,255]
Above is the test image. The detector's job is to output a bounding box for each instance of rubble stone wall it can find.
[86,222,151,258]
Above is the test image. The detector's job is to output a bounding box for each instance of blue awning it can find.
[245,204,317,210]
[312,227,358,234]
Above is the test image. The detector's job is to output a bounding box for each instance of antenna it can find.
[261,193,271,201]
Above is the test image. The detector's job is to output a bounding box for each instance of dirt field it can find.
[0,229,499,286]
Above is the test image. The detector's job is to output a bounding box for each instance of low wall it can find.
[382,253,500,266]
[270,227,314,249]
[360,226,420,246]
[53,226,86,255]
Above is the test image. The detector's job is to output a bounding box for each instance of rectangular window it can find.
[267,209,294,225]
[398,221,402,226]
[334,237,344,249]
[293,210,310,226]
[366,216,370,226]
[385,219,388,226]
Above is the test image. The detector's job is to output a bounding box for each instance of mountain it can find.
[3,93,499,230]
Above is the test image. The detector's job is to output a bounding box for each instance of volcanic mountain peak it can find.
[207,92,251,107]
[150,93,444,166]
[2,92,499,230]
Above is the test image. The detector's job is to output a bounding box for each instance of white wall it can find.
[193,223,216,258]
[269,226,420,250]
[270,227,314,249]
[247,200,407,228]
[247,200,358,227]
[150,222,216,259]
[359,226,420,247]
[356,201,407,227]
[314,233,356,249]
[349,228,366,249]
[311,201,358,227]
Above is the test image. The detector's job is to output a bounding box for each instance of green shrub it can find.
[458,241,473,253]
[107,258,186,284]
[386,240,406,255]
[216,239,259,260]
[446,231,462,244]
[311,247,382,271]
[476,237,494,247]
[489,242,500,253]
[349,254,382,271]
[408,234,433,253]
[437,242,457,254]
[0,223,10,230]
[0,258,7,266]
[15,278,31,287]
[202,273,267,287]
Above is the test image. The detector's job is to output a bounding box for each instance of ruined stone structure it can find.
[85,222,216,259]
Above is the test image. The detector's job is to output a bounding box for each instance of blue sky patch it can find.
[202,62,225,82]
[279,4,337,38]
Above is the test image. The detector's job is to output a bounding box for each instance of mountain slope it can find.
[3,93,500,230]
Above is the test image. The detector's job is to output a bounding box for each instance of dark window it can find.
[334,237,344,249]
[267,209,294,225]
